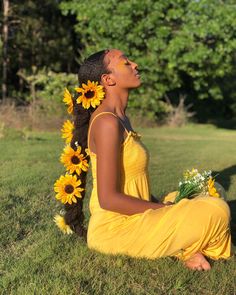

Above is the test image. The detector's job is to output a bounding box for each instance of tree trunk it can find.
[2,0,9,101]
[18,51,24,93]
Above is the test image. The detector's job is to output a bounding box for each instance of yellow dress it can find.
[86,112,232,261]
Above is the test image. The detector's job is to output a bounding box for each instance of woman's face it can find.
[103,49,141,89]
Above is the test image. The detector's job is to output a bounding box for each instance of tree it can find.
[1,0,80,102]
[60,0,236,121]
[2,0,9,101]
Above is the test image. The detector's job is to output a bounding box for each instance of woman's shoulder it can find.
[89,110,119,127]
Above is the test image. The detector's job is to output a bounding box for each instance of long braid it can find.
[64,101,93,240]
[54,49,111,241]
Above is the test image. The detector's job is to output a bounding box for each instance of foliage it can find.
[60,0,236,119]
[1,0,236,123]
[34,71,77,104]
[17,68,78,115]
[10,0,78,72]
[1,0,79,102]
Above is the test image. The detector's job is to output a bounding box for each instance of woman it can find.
[61,48,232,271]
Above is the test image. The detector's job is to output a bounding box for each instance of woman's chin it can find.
[130,80,142,89]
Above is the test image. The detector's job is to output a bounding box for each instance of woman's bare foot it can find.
[184,252,211,271]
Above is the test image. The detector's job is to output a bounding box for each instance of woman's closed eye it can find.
[124,61,130,65]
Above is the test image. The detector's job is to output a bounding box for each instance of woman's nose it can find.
[132,61,138,69]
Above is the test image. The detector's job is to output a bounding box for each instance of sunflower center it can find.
[65,184,74,194]
[71,155,80,164]
[85,90,95,99]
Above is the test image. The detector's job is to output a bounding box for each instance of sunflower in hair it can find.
[75,80,105,109]
[60,145,89,175]
[63,88,73,114]
[54,174,84,204]
[61,120,74,144]
[54,214,73,234]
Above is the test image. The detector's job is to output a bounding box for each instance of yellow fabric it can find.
[86,112,232,261]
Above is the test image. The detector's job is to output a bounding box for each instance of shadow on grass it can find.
[228,200,236,246]
[213,165,236,192]
[212,165,236,246]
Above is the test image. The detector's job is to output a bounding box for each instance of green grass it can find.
[1,124,236,295]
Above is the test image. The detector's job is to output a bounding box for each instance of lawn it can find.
[1,124,236,295]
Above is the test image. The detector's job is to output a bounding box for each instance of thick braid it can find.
[64,100,94,239]
[53,49,111,240]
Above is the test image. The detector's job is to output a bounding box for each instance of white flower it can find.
[60,208,66,215]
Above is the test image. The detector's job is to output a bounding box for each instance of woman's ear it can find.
[101,73,116,86]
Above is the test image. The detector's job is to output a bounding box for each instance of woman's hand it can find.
[164,201,174,206]
[150,193,174,207]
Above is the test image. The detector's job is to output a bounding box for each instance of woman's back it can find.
[87,111,151,215]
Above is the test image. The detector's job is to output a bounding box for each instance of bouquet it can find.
[174,168,226,204]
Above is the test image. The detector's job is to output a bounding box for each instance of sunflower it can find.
[63,88,73,114]
[54,214,73,234]
[208,177,220,198]
[85,148,90,156]
[75,80,105,109]
[54,174,84,204]
[61,120,74,144]
[60,145,89,175]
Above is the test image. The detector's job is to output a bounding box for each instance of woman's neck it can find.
[101,88,129,119]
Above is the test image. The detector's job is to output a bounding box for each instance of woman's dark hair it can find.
[63,49,111,241]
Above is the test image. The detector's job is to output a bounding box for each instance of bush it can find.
[17,68,78,116]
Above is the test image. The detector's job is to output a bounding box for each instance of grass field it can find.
[1,124,236,295]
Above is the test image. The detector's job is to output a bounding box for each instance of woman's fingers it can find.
[165,201,174,206]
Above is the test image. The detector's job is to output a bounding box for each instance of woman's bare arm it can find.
[94,114,170,215]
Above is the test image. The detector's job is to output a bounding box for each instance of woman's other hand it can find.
[164,201,174,206]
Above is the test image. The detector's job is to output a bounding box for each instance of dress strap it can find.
[87,111,129,150]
